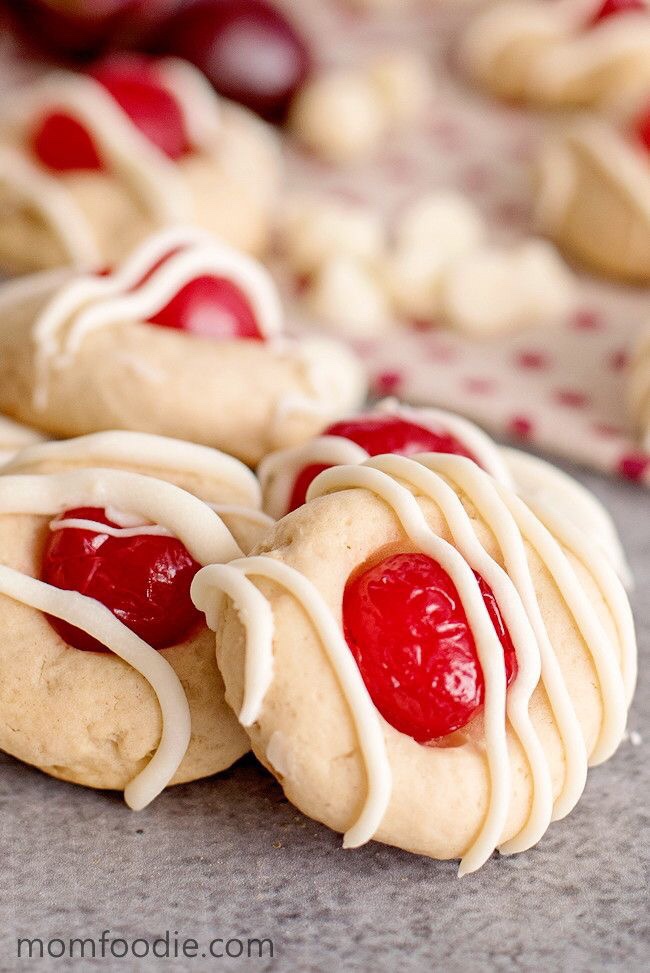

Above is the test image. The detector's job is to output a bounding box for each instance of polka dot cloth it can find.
[279,0,650,487]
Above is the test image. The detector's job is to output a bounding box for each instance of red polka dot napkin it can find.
[280,0,650,487]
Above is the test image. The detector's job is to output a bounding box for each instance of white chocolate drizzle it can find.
[0,466,247,807]
[26,228,283,411]
[11,226,366,429]
[3,428,262,509]
[258,398,515,519]
[0,57,228,262]
[192,453,634,874]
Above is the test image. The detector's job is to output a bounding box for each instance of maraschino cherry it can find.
[343,552,517,742]
[146,275,264,339]
[41,507,202,653]
[32,55,189,172]
[151,0,312,122]
[591,0,645,24]
[288,414,479,512]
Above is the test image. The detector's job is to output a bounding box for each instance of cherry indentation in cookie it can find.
[146,275,264,339]
[41,507,202,653]
[32,56,189,172]
[591,0,645,23]
[287,414,479,512]
[343,552,517,742]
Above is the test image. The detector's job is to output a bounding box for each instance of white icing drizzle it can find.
[536,118,650,236]
[462,0,650,101]
[156,57,222,151]
[0,145,102,266]
[0,564,191,811]
[258,399,515,519]
[192,454,633,874]
[26,228,283,410]
[3,428,262,510]
[13,72,192,216]
[0,467,245,806]
[0,57,226,264]
[503,448,633,587]
[11,226,366,429]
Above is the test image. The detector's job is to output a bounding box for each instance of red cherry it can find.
[591,0,645,24]
[31,54,189,172]
[288,463,330,514]
[41,507,202,653]
[151,0,312,122]
[147,275,263,339]
[90,56,190,159]
[635,106,650,153]
[343,553,517,742]
[31,111,103,172]
[287,414,479,512]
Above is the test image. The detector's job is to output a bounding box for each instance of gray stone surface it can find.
[0,461,648,973]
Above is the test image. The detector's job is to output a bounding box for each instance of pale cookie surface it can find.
[0,230,368,465]
[536,116,650,282]
[0,432,273,800]
[196,454,635,873]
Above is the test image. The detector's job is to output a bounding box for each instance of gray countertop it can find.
[1,460,648,973]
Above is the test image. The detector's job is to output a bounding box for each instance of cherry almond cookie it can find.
[0,53,282,275]
[194,453,636,873]
[0,228,367,465]
[0,431,274,803]
[536,106,650,282]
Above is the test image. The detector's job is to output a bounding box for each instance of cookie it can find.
[0,431,273,805]
[461,0,650,110]
[536,111,650,282]
[194,453,636,873]
[0,228,368,465]
[257,400,630,583]
[0,54,282,275]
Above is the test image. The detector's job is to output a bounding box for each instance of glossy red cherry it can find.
[343,553,517,742]
[635,106,650,153]
[151,0,312,122]
[32,55,189,172]
[591,0,645,24]
[287,414,479,512]
[32,111,103,172]
[41,507,202,653]
[147,275,263,339]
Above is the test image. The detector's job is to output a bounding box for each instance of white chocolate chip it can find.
[366,51,433,125]
[384,247,447,321]
[441,241,574,336]
[514,238,576,319]
[289,70,388,164]
[279,193,385,276]
[307,255,393,336]
[395,191,486,255]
